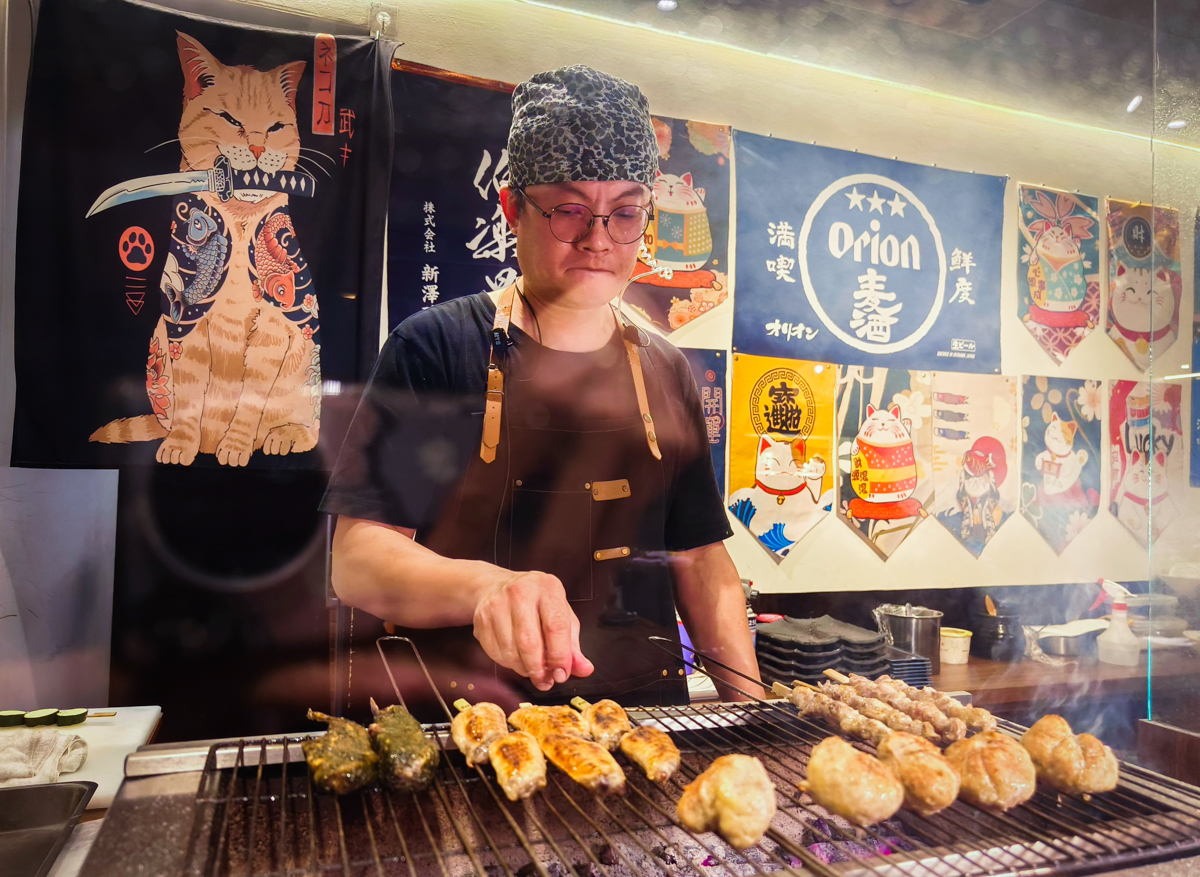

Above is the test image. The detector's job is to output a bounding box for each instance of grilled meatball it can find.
[945,731,1036,812]
[619,726,680,783]
[677,754,776,849]
[876,732,960,816]
[303,710,378,795]
[488,731,547,801]
[451,702,508,766]
[801,737,904,827]
[1021,715,1118,795]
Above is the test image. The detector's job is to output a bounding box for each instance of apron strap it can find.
[615,308,663,462]
[480,283,517,463]
[478,283,661,463]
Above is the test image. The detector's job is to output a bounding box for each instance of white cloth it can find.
[0,727,88,786]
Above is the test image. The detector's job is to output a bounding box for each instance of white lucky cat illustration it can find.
[1035,413,1088,501]
[1115,449,1174,545]
[729,435,829,556]
[1108,261,1176,370]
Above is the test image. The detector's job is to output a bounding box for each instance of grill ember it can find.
[184,702,1200,877]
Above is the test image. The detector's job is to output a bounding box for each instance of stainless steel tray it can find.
[0,780,96,877]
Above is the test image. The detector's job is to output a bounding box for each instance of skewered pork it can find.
[877,676,997,733]
[303,709,378,794]
[620,726,680,783]
[801,737,904,827]
[776,682,890,745]
[844,674,966,744]
[818,682,937,741]
[944,731,1036,811]
[677,754,776,849]
[488,730,547,801]
[509,705,588,741]
[451,701,508,766]
[574,698,632,751]
[876,732,960,816]
[369,700,440,792]
[1021,715,1118,795]
[539,732,626,795]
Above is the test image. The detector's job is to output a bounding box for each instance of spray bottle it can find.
[1092,579,1143,667]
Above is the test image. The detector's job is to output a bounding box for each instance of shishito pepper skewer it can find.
[368,697,439,792]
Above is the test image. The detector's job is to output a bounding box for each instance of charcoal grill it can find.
[81,638,1200,877]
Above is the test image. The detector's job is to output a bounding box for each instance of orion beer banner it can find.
[732,133,1005,372]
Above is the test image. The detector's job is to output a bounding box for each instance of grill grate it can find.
[181,642,1200,877]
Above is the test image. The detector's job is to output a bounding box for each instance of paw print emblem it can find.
[119,226,155,270]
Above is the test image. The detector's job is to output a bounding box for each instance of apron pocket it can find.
[509,486,594,602]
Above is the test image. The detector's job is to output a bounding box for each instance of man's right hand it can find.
[473,570,594,691]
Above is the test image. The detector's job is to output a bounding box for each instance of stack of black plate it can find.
[884,644,932,688]
[755,615,889,685]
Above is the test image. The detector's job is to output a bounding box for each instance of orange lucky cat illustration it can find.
[89,32,321,466]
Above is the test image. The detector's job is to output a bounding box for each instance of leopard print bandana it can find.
[508,65,658,189]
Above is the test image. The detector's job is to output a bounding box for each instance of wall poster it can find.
[835,367,934,560]
[928,373,1019,557]
[1109,381,1182,546]
[732,132,1005,373]
[1016,186,1100,366]
[728,354,835,561]
[1019,377,1103,554]
[11,0,391,469]
[682,348,728,498]
[1105,201,1182,372]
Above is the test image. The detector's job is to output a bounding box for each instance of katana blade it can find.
[85,155,315,217]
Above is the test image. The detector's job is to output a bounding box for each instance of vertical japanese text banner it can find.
[682,349,728,498]
[732,133,1004,373]
[387,64,519,328]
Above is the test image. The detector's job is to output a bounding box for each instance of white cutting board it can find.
[12,706,162,809]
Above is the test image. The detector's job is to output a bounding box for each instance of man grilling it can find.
[322,65,761,709]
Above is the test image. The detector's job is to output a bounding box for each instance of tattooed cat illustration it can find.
[89,32,321,466]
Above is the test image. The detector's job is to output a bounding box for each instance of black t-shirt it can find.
[320,293,732,553]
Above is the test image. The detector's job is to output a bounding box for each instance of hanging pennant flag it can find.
[929,373,1019,557]
[732,132,1005,373]
[835,366,933,561]
[1016,187,1101,365]
[1019,377,1103,553]
[728,354,835,561]
[682,348,728,498]
[1105,201,1182,371]
[1109,381,1181,545]
[1193,210,1200,488]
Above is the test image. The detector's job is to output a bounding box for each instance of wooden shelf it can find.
[931,649,1200,708]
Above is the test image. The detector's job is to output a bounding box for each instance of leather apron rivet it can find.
[648,431,657,442]
[515,479,523,487]
[643,413,652,423]
[449,681,457,688]
[622,485,629,493]
[662,670,668,677]
[584,482,591,489]
[468,683,474,691]
[678,669,685,676]
[622,548,630,556]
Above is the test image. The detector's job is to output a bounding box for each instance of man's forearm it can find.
[672,541,764,701]
[331,516,506,627]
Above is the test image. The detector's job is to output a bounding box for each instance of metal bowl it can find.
[1039,629,1102,656]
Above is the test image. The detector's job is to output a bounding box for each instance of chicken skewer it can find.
[451,699,547,801]
[1021,715,1118,795]
[773,682,959,817]
[571,697,681,783]
[677,754,776,849]
[877,675,997,734]
[825,669,966,744]
[510,704,626,795]
[817,681,939,742]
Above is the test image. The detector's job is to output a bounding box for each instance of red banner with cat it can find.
[11,0,393,469]
[1109,380,1182,546]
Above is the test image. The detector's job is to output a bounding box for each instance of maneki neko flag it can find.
[728,354,836,561]
[1019,377,1103,554]
[1109,381,1183,546]
[1016,187,1101,365]
[835,367,934,561]
[1105,201,1183,371]
[928,374,1019,557]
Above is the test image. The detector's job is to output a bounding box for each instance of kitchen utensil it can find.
[971,611,1025,662]
[0,780,95,877]
[876,604,943,675]
[940,627,972,664]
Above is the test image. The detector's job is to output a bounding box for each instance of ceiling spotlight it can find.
[657,0,678,9]
[1126,95,1143,113]
[1168,119,1188,129]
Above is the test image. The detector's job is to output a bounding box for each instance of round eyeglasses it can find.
[517,189,653,245]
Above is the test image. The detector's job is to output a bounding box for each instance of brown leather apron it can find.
[382,285,687,713]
